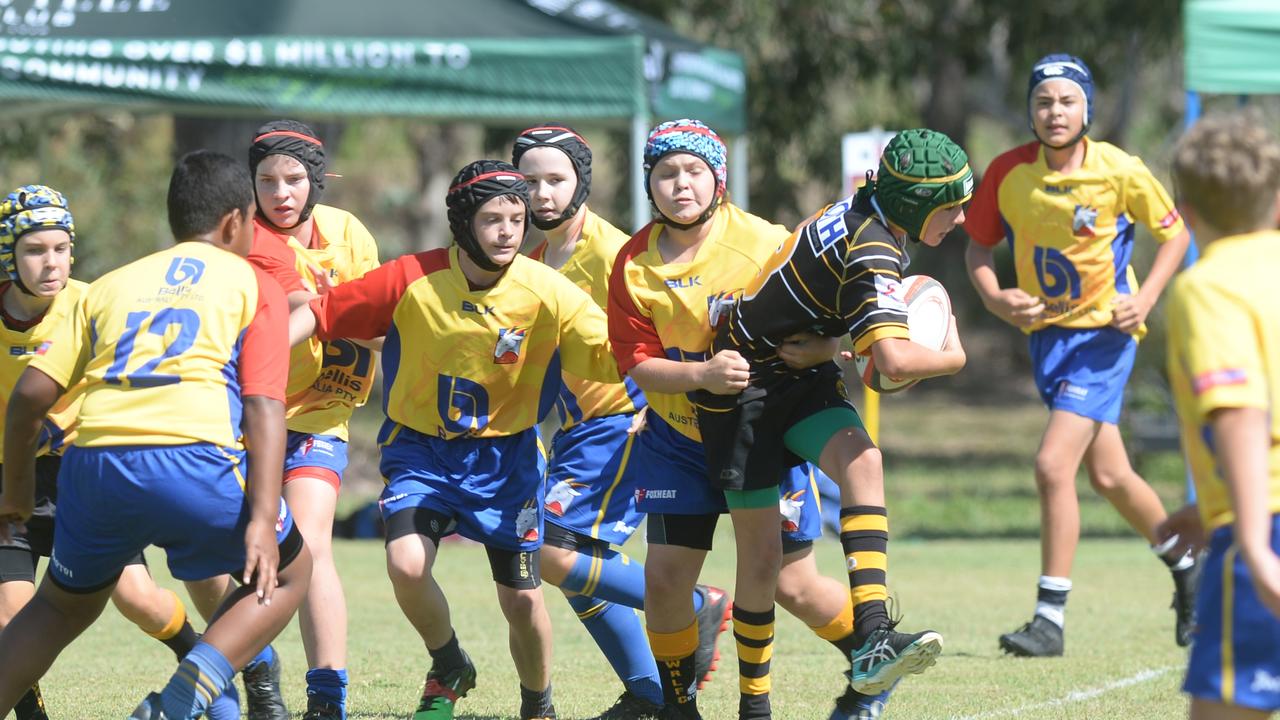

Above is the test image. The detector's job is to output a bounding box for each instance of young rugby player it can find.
[0,185,222,720]
[247,119,381,720]
[701,128,969,699]
[609,119,901,720]
[964,54,1196,657]
[512,123,732,719]
[1160,112,1280,720]
[290,160,620,720]
[0,151,312,720]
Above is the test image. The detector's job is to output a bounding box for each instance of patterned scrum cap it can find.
[643,118,728,198]
[0,185,75,282]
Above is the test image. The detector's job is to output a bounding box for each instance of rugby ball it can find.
[852,275,952,394]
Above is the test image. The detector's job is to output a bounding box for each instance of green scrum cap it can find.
[874,128,974,241]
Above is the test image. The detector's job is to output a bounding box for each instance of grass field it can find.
[31,382,1200,718]
[37,535,1193,719]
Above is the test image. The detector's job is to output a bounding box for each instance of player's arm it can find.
[1111,228,1189,333]
[555,281,621,384]
[1210,405,1280,615]
[0,368,64,540]
[868,315,966,381]
[963,157,1044,328]
[240,269,292,602]
[607,251,746,395]
[289,256,414,348]
[1112,160,1192,333]
[964,241,1045,329]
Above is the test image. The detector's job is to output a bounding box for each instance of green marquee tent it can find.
[0,0,750,229]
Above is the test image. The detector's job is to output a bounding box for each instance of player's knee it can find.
[385,547,429,589]
[1034,453,1072,490]
[496,586,544,624]
[773,576,809,608]
[1087,467,1130,494]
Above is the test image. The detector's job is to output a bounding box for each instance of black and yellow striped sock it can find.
[14,683,48,720]
[841,505,890,642]
[732,604,773,720]
[811,593,859,656]
[145,590,199,660]
[649,622,699,710]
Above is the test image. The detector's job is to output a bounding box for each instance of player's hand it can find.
[307,263,335,295]
[1155,504,1206,558]
[987,288,1044,329]
[0,488,34,543]
[243,518,281,605]
[1242,546,1280,619]
[627,407,648,435]
[700,350,750,395]
[1109,293,1151,334]
[778,333,845,369]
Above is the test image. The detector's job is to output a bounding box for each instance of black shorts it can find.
[695,361,854,493]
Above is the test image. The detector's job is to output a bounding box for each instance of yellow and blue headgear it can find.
[0,185,74,293]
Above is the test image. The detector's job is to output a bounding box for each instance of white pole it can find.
[730,133,749,212]
[631,113,649,232]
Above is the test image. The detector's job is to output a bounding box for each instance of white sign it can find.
[841,128,897,194]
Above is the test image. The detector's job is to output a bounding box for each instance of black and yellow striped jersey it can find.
[714,192,912,376]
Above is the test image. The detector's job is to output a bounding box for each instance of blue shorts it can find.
[378,423,546,552]
[1029,325,1136,424]
[544,413,644,546]
[633,414,822,543]
[1185,516,1280,712]
[51,443,295,590]
[283,431,348,490]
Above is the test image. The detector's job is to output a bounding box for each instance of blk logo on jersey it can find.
[544,479,587,517]
[494,327,527,364]
[164,257,206,286]
[9,341,51,356]
[1072,205,1098,237]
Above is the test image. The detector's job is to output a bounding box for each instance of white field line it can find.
[950,665,1180,720]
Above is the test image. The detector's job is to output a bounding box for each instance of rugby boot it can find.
[998,615,1064,657]
[242,648,290,720]
[848,622,943,694]
[587,690,665,719]
[413,652,478,720]
[692,584,732,688]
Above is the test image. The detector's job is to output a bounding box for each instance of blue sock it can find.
[568,595,662,706]
[561,547,647,608]
[160,641,235,720]
[561,546,704,613]
[244,643,275,672]
[204,681,240,720]
[306,667,349,718]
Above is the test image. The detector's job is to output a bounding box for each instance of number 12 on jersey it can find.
[103,308,201,387]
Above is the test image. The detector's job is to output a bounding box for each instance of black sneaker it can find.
[243,649,290,720]
[998,615,1064,657]
[848,625,943,694]
[128,692,169,720]
[413,652,478,720]
[1172,559,1200,647]
[692,584,731,689]
[587,691,665,720]
[302,697,344,720]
